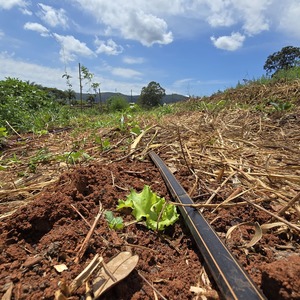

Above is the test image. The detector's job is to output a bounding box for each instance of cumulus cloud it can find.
[72,0,173,46]
[53,33,95,62]
[123,56,145,64]
[122,10,173,46]
[69,0,276,50]
[0,51,68,90]
[235,1,271,35]
[278,1,300,39]
[0,0,28,10]
[95,38,123,55]
[205,0,271,35]
[24,22,50,37]
[111,67,142,79]
[37,3,69,29]
[210,32,245,51]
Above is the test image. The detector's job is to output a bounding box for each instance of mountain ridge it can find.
[76,92,188,104]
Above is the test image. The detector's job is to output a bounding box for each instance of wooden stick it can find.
[177,126,193,174]
[212,187,248,213]
[74,202,103,264]
[277,192,300,217]
[138,271,168,300]
[5,120,22,139]
[243,199,300,233]
[200,172,236,212]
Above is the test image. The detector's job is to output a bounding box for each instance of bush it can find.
[106,95,129,112]
[0,77,59,131]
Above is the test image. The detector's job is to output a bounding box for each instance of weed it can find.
[104,211,124,230]
[56,150,93,165]
[270,101,293,112]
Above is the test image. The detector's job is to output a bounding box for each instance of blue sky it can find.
[0,0,299,96]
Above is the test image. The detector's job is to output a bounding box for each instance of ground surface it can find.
[1,100,300,299]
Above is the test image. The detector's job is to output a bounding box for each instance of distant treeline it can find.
[76,92,188,104]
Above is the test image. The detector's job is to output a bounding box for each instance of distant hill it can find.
[76,92,188,104]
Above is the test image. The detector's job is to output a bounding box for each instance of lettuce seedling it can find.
[104,210,124,230]
[117,185,179,231]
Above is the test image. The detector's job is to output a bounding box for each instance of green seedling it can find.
[104,210,124,230]
[117,185,179,231]
[93,135,111,151]
[270,101,293,112]
[56,150,93,164]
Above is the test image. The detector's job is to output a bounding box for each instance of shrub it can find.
[0,77,59,131]
[106,95,129,112]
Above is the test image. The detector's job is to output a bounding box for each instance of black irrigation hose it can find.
[149,151,267,300]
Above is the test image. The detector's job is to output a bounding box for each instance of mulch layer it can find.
[1,103,300,299]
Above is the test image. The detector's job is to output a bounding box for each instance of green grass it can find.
[1,70,299,143]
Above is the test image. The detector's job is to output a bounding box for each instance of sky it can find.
[0,0,299,97]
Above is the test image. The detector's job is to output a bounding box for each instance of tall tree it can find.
[264,46,300,76]
[138,81,165,108]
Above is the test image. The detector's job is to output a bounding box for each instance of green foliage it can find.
[264,46,300,76]
[118,113,142,135]
[0,127,7,146]
[91,133,111,151]
[107,95,129,112]
[0,77,62,131]
[104,211,124,230]
[138,81,166,108]
[117,185,179,231]
[56,150,93,165]
[271,66,300,81]
[270,101,293,112]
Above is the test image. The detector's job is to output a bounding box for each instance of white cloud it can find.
[72,0,173,46]
[53,33,95,62]
[20,7,32,15]
[123,10,173,46]
[211,32,245,51]
[205,0,235,27]
[37,3,69,29]
[69,0,277,50]
[0,30,4,39]
[111,67,142,79]
[0,0,28,9]
[278,0,300,39]
[205,0,271,35]
[123,56,145,64]
[235,1,271,36]
[0,51,68,90]
[24,22,50,37]
[95,38,123,55]
[0,52,144,95]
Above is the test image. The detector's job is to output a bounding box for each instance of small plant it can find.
[92,134,111,151]
[104,210,124,230]
[270,101,293,112]
[56,150,93,164]
[28,148,53,172]
[117,185,179,231]
[118,113,142,135]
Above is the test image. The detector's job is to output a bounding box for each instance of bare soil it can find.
[1,99,300,299]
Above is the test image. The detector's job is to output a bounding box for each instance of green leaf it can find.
[117,185,179,231]
[104,210,124,230]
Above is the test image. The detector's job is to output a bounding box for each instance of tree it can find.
[62,72,76,104]
[264,46,300,76]
[138,81,165,108]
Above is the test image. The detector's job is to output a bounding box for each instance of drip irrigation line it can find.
[149,151,266,300]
